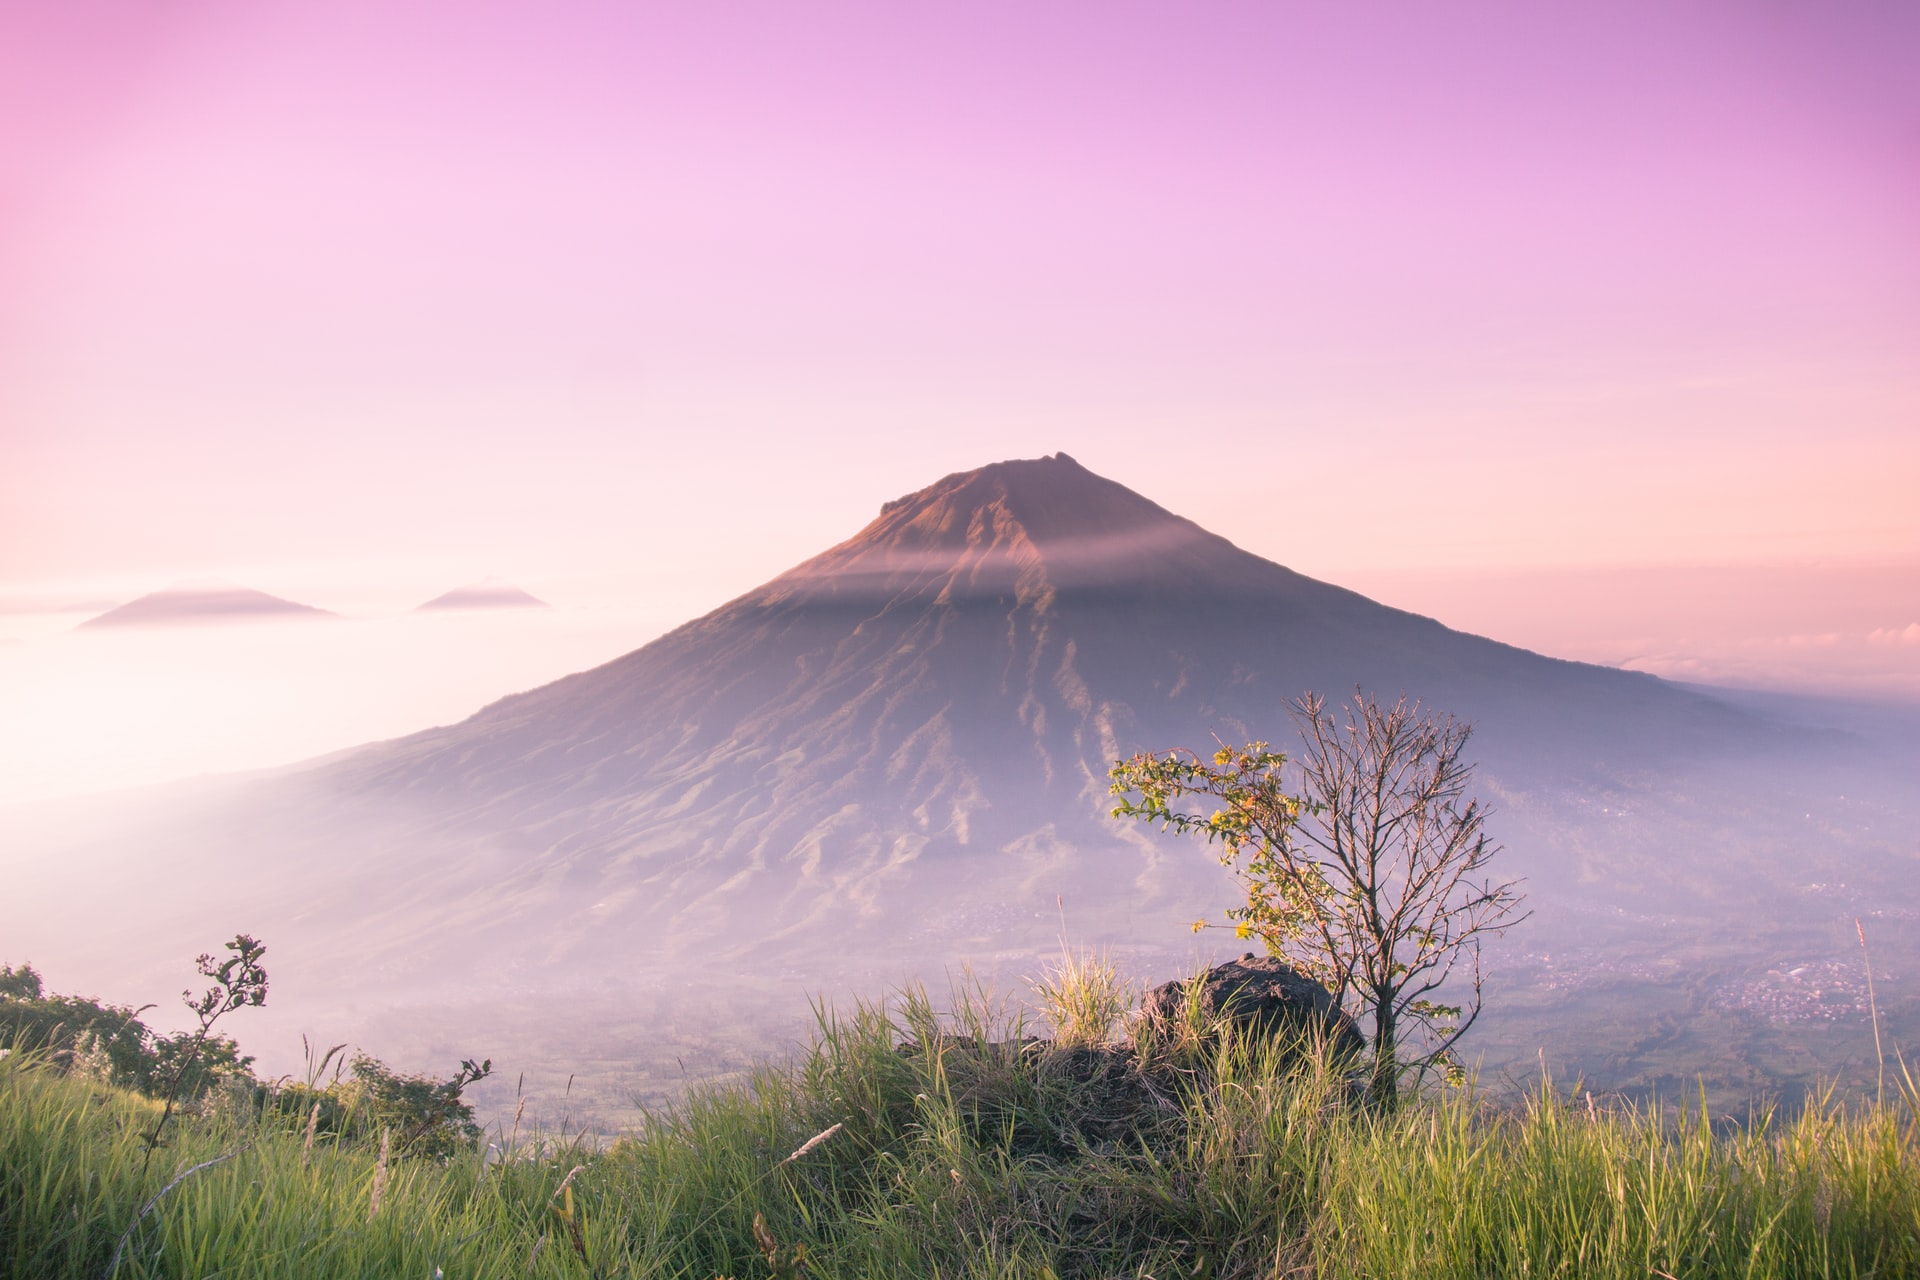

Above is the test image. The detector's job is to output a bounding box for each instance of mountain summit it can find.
[767,452,1229,600]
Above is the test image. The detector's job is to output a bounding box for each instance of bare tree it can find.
[1110,690,1527,1107]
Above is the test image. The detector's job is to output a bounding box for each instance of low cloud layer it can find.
[1340,560,1920,703]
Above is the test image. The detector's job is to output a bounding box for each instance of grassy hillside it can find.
[4,970,1918,1279]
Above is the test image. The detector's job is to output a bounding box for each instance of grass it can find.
[3,967,1918,1279]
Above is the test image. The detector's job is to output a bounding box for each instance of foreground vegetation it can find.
[5,962,1918,1280]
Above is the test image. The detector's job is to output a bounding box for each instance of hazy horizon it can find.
[0,521,1916,808]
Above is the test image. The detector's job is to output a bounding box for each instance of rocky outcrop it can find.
[1141,953,1365,1060]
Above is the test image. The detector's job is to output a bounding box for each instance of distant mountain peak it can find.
[416,580,548,612]
[79,582,334,628]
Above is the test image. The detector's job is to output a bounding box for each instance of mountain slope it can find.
[299,453,1762,966]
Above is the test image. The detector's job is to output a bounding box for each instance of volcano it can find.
[280,453,1762,971]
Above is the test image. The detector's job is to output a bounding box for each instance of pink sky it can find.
[1,2,1916,775]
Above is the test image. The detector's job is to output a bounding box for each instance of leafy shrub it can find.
[341,1052,493,1160]
[0,963,254,1099]
[0,963,43,1001]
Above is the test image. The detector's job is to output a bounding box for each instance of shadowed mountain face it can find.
[80,583,333,628]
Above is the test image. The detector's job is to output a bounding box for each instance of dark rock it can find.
[1141,953,1365,1060]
